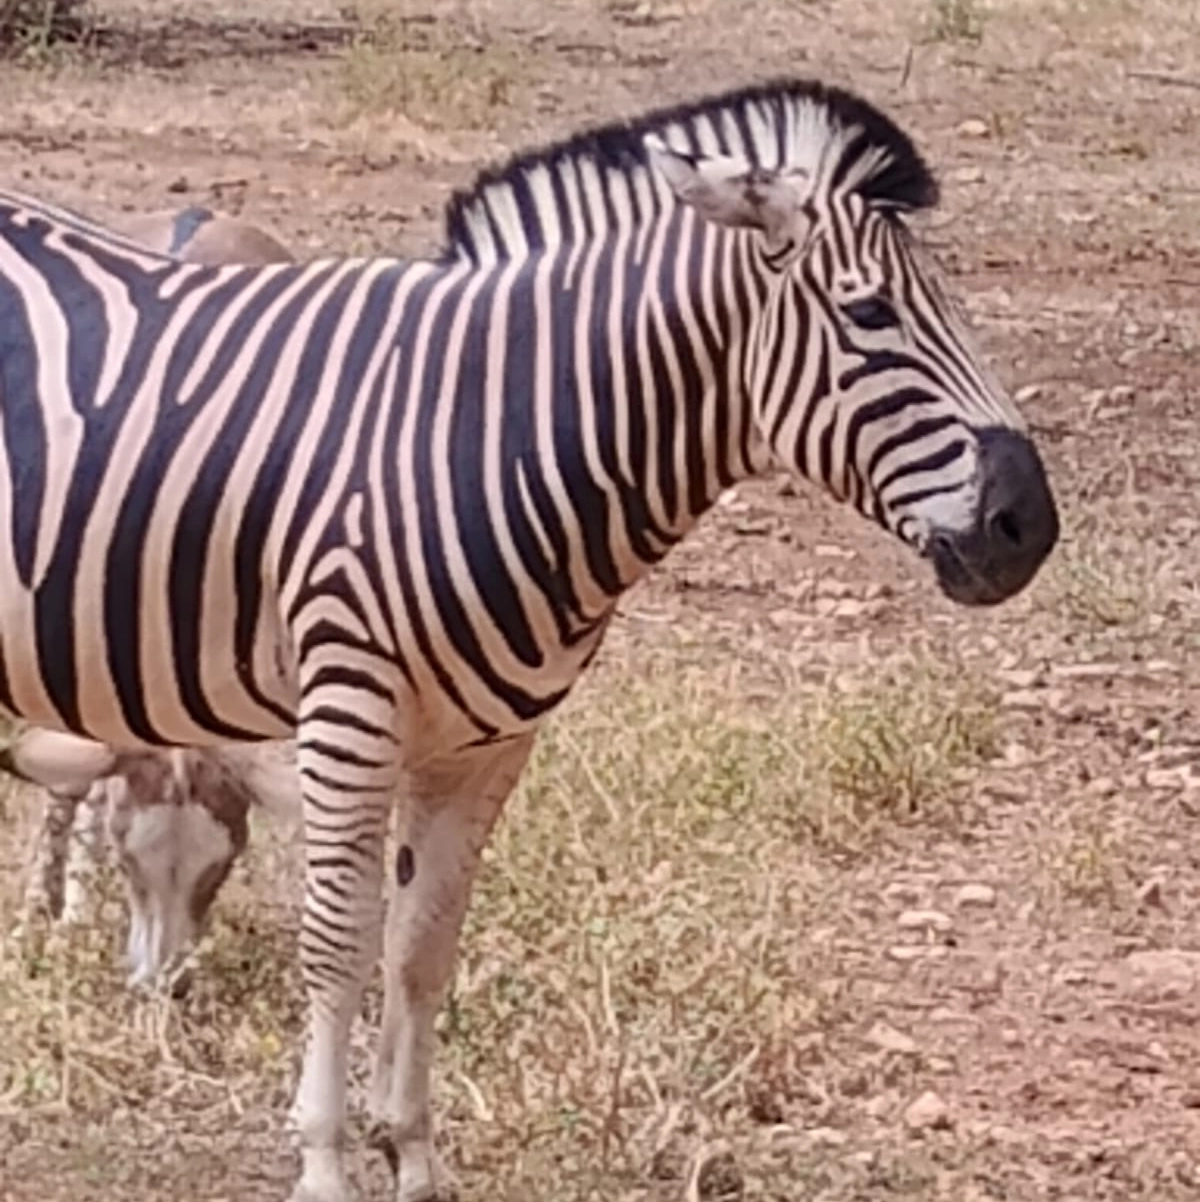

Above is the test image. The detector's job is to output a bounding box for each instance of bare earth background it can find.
[3,1,1200,1199]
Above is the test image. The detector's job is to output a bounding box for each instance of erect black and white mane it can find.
[442,77,940,264]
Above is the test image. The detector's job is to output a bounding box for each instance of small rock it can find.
[929,1006,968,1025]
[865,1094,892,1120]
[1146,768,1188,791]
[1125,950,1200,998]
[733,518,771,535]
[903,1090,952,1131]
[955,884,997,910]
[867,1022,918,1056]
[1056,966,1091,986]
[806,1126,848,1147]
[888,945,927,962]
[954,164,984,184]
[1136,878,1166,910]
[928,1057,956,1075]
[998,666,1041,688]
[957,117,990,137]
[897,909,953,933]
[832,598,870,619]
[166,175,190,194]
[884,881,925,905]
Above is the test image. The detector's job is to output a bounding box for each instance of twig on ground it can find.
[1126,69,1200,91]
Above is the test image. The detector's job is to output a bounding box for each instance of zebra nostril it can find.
[988,508,1023,548]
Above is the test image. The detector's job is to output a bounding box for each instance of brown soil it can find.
[4,1,1200,1200]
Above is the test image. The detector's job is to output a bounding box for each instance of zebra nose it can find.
[977,427,1059,572]
[986,505,1023,550]
[929,427,1059,607]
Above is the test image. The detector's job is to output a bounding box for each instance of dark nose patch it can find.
[977,427,1059,565]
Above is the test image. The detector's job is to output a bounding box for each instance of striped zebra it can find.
[11,198,294,981]
[0,77,1058,1202]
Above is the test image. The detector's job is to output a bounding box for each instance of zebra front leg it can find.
[288,691,400,1202]
[368,736,534,1202]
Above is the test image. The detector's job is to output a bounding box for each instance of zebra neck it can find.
[508,220,765,611]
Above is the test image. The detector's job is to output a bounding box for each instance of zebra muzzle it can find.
[928,427,1059,606]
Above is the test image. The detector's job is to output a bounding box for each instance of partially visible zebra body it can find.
[14,200,294,981]
[0,78,1059,1202]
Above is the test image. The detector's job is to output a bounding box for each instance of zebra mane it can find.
[442,77,938,264]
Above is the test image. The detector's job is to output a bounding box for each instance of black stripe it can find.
[446,271,543,667]
[880,439,971,495]
[166,267,339,737]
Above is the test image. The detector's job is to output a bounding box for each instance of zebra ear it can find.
[644,135,809,247]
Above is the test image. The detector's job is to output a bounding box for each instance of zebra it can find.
[115,203,295,266]
[0,76,1059,1202]
[10,199,294,979]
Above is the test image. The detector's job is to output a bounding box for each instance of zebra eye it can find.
[843,295,900,331]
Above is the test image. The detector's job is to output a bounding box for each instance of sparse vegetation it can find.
[924,0,985,42]
[337,5,520,129]
[0,0,88,55]
[1,648,996,1192]
[1036,807,1127,906]
[801,663,997,845]
[1038,501,1200,652]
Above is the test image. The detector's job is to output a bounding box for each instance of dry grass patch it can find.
[0,0,89,56]
[1034,803,1129,908]
[337,4,522,130]
[1036,497,1200,655]
[923,0,986,42]
[435,647,999,1189]
[1,644,1002,1197]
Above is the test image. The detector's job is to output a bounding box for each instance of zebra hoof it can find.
[365,1123,450,1202]
[365,1123,400,1178]
[286,1153,357,1202]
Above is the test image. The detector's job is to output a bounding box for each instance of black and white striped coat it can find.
[0,78,1057,1202]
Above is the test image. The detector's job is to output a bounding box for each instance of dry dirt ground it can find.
[3,0,1200,1199]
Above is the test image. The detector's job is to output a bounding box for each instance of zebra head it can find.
[644,84,1058,606]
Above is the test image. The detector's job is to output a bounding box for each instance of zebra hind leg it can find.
[288,691,399,1202]
[367,736,535,1202]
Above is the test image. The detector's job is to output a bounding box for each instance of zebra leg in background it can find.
[60,781,109,925]
[368,736,535,1202]
[18,786,81,929]
[288,686,399,1202]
